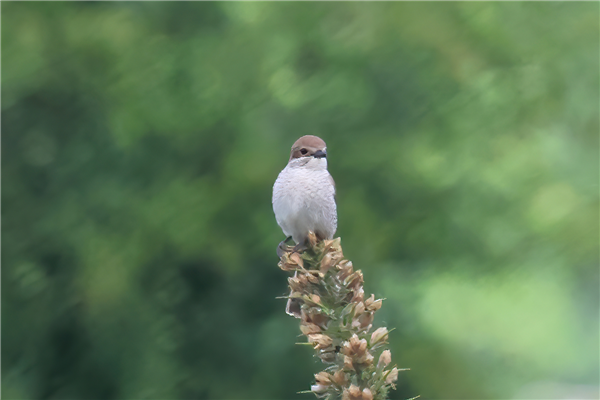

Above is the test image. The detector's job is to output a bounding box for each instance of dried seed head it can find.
[385,367,399,384]
[278,234,397,397]
[378,349,392,368]
[371,327,389,345]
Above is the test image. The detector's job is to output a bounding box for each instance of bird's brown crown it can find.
[289,135,327,161]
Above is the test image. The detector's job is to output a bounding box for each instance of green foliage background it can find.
[3,2,598,399]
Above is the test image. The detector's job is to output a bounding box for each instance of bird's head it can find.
[288,135,328,169]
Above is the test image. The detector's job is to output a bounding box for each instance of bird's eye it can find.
[300,148,308,155]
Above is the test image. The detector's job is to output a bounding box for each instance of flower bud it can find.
[357,311,374,330]
[297,273,308,286]
[308,334,333,350]
[351,287,365,303]
[309,294,321,305]
[385,367,398,384]
[332,370,347,386]
[357,352,374,367]
[311,384,328,394]
[344,384,362,400]
[362,388,373,400]
[314,371,331,385]
[366,299,382,312]
[328,237,342,252]
[370,327,388,344]
[378,349,392,368]
[311,313,330,329]
[290,252,304,266]
[288,276,302,292]
[337,260,354,281]
[354,301,365,316]
[344,355,354,370]
[358,338,368,354]
[320,253,335,274]
[306,272,319,284]
[344,334,363,356]
[300,323,321,335]
[346,271,364,289]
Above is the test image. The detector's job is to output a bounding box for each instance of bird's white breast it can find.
[272,158,337,244]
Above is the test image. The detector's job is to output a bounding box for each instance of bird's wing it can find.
[328,174,336,202]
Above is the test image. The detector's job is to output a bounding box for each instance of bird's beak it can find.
[313,149,327,158]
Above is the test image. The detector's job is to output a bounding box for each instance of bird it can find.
[273,135,338,317]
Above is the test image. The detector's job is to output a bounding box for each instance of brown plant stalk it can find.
[278,232,402,400]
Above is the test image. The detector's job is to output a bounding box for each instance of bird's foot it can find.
[277,236,295,258]
[292,243,307,254]
[277,236,309,258]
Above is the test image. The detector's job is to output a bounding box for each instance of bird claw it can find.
[293,243,307,254]
[277,238,294,258]
[277,237,308,258]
